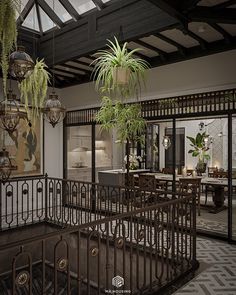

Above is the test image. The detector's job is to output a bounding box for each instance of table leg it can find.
[209,185,226,214]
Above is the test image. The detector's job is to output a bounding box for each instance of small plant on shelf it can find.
[187,132,211,175]
[91,37,149,98]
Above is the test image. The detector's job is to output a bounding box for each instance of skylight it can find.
[69,0,96,15]
[39,7,55,32]
[46,0,72,22]
[22,5,39,32]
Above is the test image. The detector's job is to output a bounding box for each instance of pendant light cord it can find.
[52,0,55,91]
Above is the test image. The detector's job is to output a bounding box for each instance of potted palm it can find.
[187,132,211,175]
[91,37,149,98]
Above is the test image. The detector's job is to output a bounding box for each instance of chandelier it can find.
[0,147,17,182]
[42,92,66,127]
[9,46,34,82]
[0,90,27,133]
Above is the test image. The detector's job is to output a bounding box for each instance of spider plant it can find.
[19,59,51,125]
[0,0,20,95]
[91,37,149,98]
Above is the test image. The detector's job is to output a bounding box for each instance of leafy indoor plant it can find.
[187,132,210,174]
[0,0,20,95]
[19,59,51,124]
[91,37,149,98]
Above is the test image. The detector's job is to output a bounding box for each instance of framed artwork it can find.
[0,115,44,177]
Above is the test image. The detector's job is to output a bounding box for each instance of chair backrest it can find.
[213,171,228,178]
[179,178,201,196]
[162,167,173,174]
[139,174,156,191]
[208,167,218,173]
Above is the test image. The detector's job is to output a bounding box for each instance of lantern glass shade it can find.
[0,148,17,182]
[42,92,66,128]
[0,90,27,133]
[162,136,171,150]
[9,46,34,82]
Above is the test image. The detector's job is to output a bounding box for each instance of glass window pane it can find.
[39,7,55,32]
[69,0,96,15]
[46,0,72,22]
[22,5,40,32]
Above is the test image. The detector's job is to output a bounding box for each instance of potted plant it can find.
[91,37,149,98]
[187,132,211,175]
[0,0,20,94]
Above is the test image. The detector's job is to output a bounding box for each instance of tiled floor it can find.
[174,237,236,295]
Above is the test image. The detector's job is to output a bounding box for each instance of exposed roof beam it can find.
[53,67,85,77]
[39,0,177,66]
[126,47,151,61]
[180,0,201,11]
[189,7,236,24]
[58,0,81,21]
[210,23,232,44]
[146,0,188,25]
[60,63,92,75]
[17,0,34,26]
[71,60,95,68]
[153,32,186,56]
[92,0,106,10]
[179,26,208,50]
[37,0,64,28]
[134,39,167,61]
[213,0,236,9]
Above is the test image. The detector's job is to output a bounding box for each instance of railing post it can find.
[0,181,2,231]
[192,195,197,265]
[45,173,48,222]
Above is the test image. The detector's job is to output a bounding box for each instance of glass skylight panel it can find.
[101,0,111,3]
[69,0,96,15]
[46,0,72,22]
[22,5,39,32]
[39,7,55,32]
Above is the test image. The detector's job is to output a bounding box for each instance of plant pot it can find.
[196,162,207,175]
[113,67,130,85]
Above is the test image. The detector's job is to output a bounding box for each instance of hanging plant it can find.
[96,96,146,144]
[18,59,51,125]
[0,0,20,95]
[91,37,149,98]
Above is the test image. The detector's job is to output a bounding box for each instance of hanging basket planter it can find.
[112,67,130,85]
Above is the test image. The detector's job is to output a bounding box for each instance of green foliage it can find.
[91,37,149,98]
[96,97,146,144]
[187,132,210,163]
[19,59,50,125]
[0,0,20,95]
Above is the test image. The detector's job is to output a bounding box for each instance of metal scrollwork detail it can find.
[57,258,68,271]
[6,191,13,197]
[23,189,28,195]
[90,247,99,257]
[115,237,124,249]
[16,271,29,287]
[37,188,43,193]
[138,230,145,241]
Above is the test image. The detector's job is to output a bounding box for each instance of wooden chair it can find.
[138,174,156,191]
[205,167,219,205]
[161,167,173,174]
[179,178,201,216]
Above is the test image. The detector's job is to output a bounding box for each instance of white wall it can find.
[0,79,63,178]
[61,49,236,110]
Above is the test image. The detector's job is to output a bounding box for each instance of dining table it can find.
[138,172,236,214]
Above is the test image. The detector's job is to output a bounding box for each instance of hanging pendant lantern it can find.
[42,92,66,127]
[0,90,27,133]
[0,147,17,182]
[9,46,34,82]
[162,136,171,150]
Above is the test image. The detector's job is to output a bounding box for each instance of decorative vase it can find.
[113,67,130,85]
[196,161,206,175]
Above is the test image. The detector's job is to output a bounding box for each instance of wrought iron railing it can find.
[0,176,197,294]
[65,88,236,125]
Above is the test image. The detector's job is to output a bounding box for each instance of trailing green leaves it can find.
[19,59,51,125]
[0,0,20,95]
[96,97,146,144]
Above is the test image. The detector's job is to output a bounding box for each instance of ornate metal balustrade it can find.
[0,176,197,294]
[65,88,236,125]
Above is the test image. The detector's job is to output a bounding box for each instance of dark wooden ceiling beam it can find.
[188,7,236,24]
[92,0,106,10]
[133,39,167,61]
[71,60,95,68]
[52,68,85,77]
[180,0,201,11]
[17,0,34,26]
[179,26,208,50]
[58,0,81,21]
[39,0,177,66]
[146,0,188,25]
[213,0,236,9]
[210,23,232,44]
[153,32,186,56]
[37,0,64,28]
[59,63,92,75]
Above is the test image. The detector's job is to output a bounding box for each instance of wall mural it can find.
[1,116,43,177]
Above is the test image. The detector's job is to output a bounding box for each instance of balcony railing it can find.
[65,88,236,125]
[0,176,197,294]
